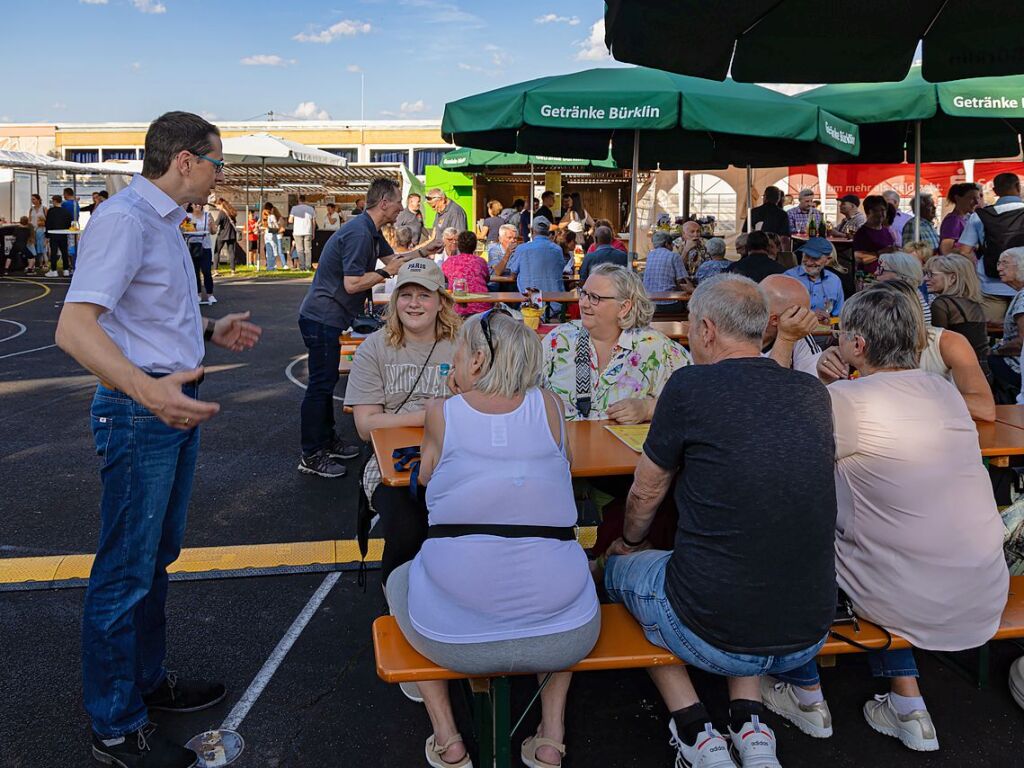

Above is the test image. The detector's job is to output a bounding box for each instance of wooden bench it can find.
[373,578,1024,767]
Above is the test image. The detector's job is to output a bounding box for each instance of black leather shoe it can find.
[143,672,226,713]
[91,723,197,767]
[328,435,361,460]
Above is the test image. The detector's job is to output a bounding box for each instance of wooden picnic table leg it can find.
[493,676,512,768]
[469,678,494,767]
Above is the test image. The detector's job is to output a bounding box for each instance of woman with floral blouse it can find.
[543,263,689,421]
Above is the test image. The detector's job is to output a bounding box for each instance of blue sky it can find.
[3,0,620,123]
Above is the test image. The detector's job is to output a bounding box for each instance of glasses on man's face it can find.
[479,306,513,361]
[193,153,226,172]
[578,287,621,307]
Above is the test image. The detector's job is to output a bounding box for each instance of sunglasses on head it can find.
[479,305,513,361]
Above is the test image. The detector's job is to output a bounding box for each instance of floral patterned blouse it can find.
[542,322,691,420]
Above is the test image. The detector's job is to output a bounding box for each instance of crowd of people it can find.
[36,106,1024,768]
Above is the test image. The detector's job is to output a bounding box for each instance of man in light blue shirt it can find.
[958,173,1024,322]
[784,237,844,319]
[487,221,518,290]
[56,111,262,768]
[503,216,565,316]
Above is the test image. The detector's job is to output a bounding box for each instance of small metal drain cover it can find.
[186,729,245,767]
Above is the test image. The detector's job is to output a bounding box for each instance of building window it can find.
[321,147,358,162]
[138,149,145,160]
[370,149,409,166]
[414,148,451,175]
[66,149,99,164]
[102,148,137,161]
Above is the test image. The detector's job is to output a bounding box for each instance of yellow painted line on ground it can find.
[0,527,598,584]
[0,278,52,312]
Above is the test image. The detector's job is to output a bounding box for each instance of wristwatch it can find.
[203,320,215,342]
[375,268,390,280]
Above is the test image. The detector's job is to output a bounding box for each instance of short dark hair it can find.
[365,178,400,209]
[594,225,613,245]
[327,202,336,209]
[142,111,220,180]
[407,192,420,201]
[298,194,306,202]
[456,230,477,254]
[513,198,524,210]
[99,190,109,199]
[51,195,62,205]
[763,186,782,205]
[63,187,74,197]
[746,231,770,252]
[541,190,555,201]
[863,194,887,214]
[994,173,1021,197]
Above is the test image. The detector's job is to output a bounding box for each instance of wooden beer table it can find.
[994,404,1024,429]
[371,420,642,487]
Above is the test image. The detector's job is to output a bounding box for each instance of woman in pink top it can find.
[441,231,491,315]
[763,285,1008,754]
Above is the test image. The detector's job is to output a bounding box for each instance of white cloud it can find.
[293,19,371,43]
[132,0,167,13]
[535,13,579,25]
[380,99,430,118]
[1,115,11,122]
[457,62,483,72]
[575,19,609,61]
[484,44,511,68]
[240,54,297,67]
[52,102,67,109]
[80,0,109,5]
[346,64,363,73]
[130,61,142,71]
[292,101,331,120]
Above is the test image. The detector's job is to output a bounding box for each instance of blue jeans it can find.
[773,648,919,687]
[265,234,284,270]
[605,551,826,678]
[299,317,344,456]
[81,382,201,738]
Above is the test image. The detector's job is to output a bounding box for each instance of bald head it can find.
[761,274,811,316]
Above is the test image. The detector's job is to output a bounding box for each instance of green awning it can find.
[441,66,859,170]
[438,147,617,172]
[603,0,1024,84]
[800,69,1024,162]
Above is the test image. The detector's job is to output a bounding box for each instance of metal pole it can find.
[628,129,639,262]
[529,161,535,241]
[746,165,753,234]
[245,166,250,266]
[913,120,922,242]
[682,171,691,219]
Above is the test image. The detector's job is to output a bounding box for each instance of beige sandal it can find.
[425,733,473,767]
[521,734,566,768]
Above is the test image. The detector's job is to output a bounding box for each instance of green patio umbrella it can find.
[603,0,1024,84]
[801,69,1024,239]
[441,66,860,252]
[439,147,617,172]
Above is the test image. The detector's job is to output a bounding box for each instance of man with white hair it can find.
[761,273,823,375]
[425,187,468,242]
[604,273,837,768]
[882,189,913,247]
[440,227,459,264]
[787,187,824,234]
[901,192,939,253]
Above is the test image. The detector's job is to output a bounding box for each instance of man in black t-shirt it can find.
[745,185,791,241]
[604,273,837,768]
[535,190,557,226]
[729,230,786,283]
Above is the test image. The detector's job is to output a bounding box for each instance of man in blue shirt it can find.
[784,237,844,319]
[502,216,565,317]
[486,222,518,290]
[580,225,628,282]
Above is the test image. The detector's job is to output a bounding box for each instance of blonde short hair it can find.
[590,263,655,329]
[903,240,934,265]
[879,250,923,285]
[458,312,542,397]
[383,287,461,348]
[924,254,983,302]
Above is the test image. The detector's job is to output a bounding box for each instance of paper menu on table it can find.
[603,424,650,453]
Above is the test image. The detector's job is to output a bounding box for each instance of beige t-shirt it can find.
[344,330,455,501]
[829,369,1008,651]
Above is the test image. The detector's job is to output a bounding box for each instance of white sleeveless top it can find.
[408,388,599,644]
[919,327,952,381]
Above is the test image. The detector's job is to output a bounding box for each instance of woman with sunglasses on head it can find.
[388,309,599,768]
[925,253,991,381]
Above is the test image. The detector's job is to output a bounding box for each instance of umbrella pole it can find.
[529,162,535,241]
[629,129,639,265]
[245,166,250,267]
[746,165,753,234]
[913,120,922,242]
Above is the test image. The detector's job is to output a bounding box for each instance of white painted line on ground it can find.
[0,343,57,360]
[285,354,344,402]
[0,319,27,344]
[220,572,340,732]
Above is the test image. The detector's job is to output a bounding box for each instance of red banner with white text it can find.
[788,162,1024,201]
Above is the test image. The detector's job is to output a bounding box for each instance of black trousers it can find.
[48,235,71,271]
[190,245,214,295]
[372,484,429,586]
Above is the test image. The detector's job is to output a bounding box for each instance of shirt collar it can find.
[129,174,186,221]
[998,196,1023,204]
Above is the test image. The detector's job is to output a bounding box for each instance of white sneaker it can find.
[668,720,737,768]
[198,298,211,305]
[399,681,423,703]
[45,270,58,277]
[1010,656,1024,710]
[208,295,218,305]
[863,694,939,752]
[728,717,781,767]
[760,679,832,738]
[63,270,70,276]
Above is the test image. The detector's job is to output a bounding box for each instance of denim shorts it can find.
[605,550,826,678]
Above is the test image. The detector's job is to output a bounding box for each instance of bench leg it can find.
[494,677,512,768]
[469,679,494,768]
[930,644,990,689]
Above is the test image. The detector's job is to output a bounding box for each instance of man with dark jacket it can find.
[729,231,786,283]
[45,195,74,276]
[579,225,628,282]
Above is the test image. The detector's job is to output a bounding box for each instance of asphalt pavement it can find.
[2,275,1023,767]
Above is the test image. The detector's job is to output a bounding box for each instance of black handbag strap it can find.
[428,524,577,541]
[574,328,592,418]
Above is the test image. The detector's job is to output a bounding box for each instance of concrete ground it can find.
[2,275,1023,767]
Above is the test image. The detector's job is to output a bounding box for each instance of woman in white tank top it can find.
[385,310,599,768]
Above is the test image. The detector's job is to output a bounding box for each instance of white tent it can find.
[220,133,348,168]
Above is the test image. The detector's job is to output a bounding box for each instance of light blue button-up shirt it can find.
[784,264,845,318]
[960,196,1024,298]
[507,235,566,294]
[66,174,204,373]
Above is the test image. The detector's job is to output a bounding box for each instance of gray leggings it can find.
[386,561,601,676]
